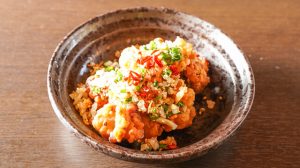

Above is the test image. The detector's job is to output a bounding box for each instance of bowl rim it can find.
[47,6,255,163]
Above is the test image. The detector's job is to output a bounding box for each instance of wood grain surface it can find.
[0,0,299,167]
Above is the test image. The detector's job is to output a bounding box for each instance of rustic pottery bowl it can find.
[47,7,255,163]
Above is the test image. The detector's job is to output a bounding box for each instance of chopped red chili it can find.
[127,71,142,85]
[169,64,179,75]
[146,59,155,69]
[154,55,163,67]
[137,56,155,69]
[138,56,152,64]
[167,144,177,149]
[129,71,142,81]
[137,50,163,69]
[144,101,149,108]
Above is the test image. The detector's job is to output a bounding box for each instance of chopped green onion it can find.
[91,86,101,94]
[149,41,157,50]
[166,112,172,118]
[143,46,148,50]
[163,69,172,77]
[120,89,126,93]
[153,81,158,87]
[169,47,181,61]
[114,71,123,82]
[161,52,171,60]
[159,144,167,149]
[177,101,184,107]
[163,104,168,112]
[161,52,172,65]
[135,85,141,91]
[125,97,132,103]
[155,95,162,101]
[104,66,114,72]
[161,47,182,64]
[140,68,146,76]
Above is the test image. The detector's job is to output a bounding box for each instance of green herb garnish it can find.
[161,47,182,65]
[161,52,172,65]
[159,144,167,149]
[125,97,132,103]
[163,104,168,112]
[91,86,101,94]
[169,47,182,61]
[155,95,162,101]
[149,41,157,50]
[163,69,172,77]
[161,52,171,60]
[177,101,184,107]
[166,112,173,118]
[114,70,123,82]
[120,89,126,93]
[140,68,146,76]
[153,81,158,87]
[104,66,114,72]
[135,85,141,91]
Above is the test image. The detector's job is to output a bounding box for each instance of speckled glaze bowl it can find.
[47,7,255,163]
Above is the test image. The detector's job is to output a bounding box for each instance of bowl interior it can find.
[48,7,254,163]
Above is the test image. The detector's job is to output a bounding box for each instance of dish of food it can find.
[48,7,254,162]
[70,37,211,151]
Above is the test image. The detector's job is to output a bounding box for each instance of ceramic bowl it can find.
[47,7,255,163]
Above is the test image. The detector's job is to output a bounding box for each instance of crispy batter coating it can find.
[125,112,144,143]
[141,114,163,138]
[69,86,93,125]
[185,57,210,94]
[170,88,196,129]
[181,88,195,107]
[170,106,196,129]
[92,104,116,139]
[92,103,144,143]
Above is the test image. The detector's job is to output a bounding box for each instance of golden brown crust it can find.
[141,114,163,139]
[185,57,210,94]
[170,88,196,129]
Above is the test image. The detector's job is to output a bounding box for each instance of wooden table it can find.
[1,0,299,167]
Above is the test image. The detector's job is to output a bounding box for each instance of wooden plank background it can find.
[0,0,299,167]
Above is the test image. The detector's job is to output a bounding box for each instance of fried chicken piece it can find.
[185,57,210,94]
[92,104,116,139]
[124,104,144,143]
[93,103,144,143]
[181,88,195,107]
[169,88,196,129]
[141,113,163,139]
[170,106,196,129]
